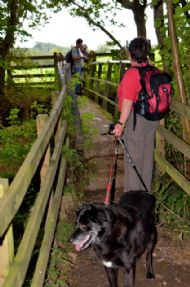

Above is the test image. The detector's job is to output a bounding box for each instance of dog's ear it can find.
[103,207,117,226]
[76,203,91,216]
[90,206,114,226]
[88,205,99,222]
[80,204,103,224]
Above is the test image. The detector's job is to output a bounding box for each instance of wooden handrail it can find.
[2,123,67,287]
[0,55,72,287]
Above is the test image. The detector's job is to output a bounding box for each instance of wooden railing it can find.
[0,58,72,286]
[84,60,130,119]
[6,52,116,87]
[7,53,59,86]
[84,60,190,196]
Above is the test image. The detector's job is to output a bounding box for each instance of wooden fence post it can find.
[51,91,62,143]
[53,52,58,69]
[36,114,51,184]
[89,64,96,93]
[51,91,59,108]
[0,178,14,285]
[103,62,112,110]
[96,63,103,103]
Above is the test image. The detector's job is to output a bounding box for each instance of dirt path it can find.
[66,97,190,287]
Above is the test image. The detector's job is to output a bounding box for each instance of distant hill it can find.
[18,41,111,56]
[18,42,71,56]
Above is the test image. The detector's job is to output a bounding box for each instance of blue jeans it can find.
[74,66,83,95]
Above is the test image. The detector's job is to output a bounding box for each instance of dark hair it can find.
[128,37,151,63]
[76,38,83,45]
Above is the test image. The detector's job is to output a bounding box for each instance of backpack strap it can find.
[134,65,155,92]
[131,65,155,130]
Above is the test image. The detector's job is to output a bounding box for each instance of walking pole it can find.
[118,138,149,193]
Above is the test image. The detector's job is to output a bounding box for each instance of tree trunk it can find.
[0,66,5,97]
[153,0,164,49]
[133,2,146,37]
[116,0,147,37]
[166,0,190,143]
[153,0,169,71]
[0,0,18,97]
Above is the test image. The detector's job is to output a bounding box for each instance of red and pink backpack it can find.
[133,65,172,121]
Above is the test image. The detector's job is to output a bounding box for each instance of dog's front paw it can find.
[146,272,155,279]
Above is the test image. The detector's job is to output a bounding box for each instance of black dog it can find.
[69,190,157,287]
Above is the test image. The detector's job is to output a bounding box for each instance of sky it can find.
[17,6,157,50]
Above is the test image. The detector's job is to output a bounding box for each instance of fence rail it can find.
[6,53,59,86]
[0,56,72,286]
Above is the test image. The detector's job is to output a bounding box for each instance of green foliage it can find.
[78,96,99,148]
[63,145,86,174]
[174,3,190,97]
[31,101,49,115]
[81,112,98,136]
[6,85,53,120]
[6,108,21,125]
[0,120,36,178]
[0,1,57,46]
[154,174,190,232]
[61,93,77,140]
[44,222,74,287]
[62,145,89,198]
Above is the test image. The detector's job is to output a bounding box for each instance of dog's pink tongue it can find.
[75,244,81,252]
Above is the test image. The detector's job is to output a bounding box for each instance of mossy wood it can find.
[154,150,190,196]
[31,139,68,287]
[157,125,190,159]
[102,62,113,110]
[0,180,14,285]
[2,122,67,287]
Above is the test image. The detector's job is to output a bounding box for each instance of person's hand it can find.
[112,123,124,138]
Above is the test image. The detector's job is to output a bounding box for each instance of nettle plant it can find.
[154,174,190,235]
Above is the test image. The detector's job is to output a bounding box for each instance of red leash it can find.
[104,140,119,205]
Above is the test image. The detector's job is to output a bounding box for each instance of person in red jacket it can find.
[113,37,158,192]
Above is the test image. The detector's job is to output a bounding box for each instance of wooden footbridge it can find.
[0,49,190,287]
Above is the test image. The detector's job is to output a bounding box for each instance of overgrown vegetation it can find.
[0,115,36,178]
[44,222,74,287]
[44,96,99,286]
[153,173,190,239]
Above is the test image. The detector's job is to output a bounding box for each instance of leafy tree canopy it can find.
[0,0,61,52]
[0,0,65,95]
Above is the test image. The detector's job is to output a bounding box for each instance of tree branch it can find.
[71,0,123,49]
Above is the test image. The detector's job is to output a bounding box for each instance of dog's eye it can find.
[80,225,88,231]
